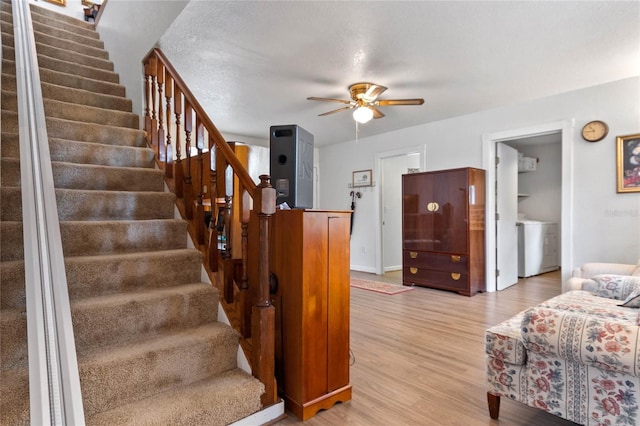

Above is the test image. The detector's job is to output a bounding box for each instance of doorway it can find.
[375,146,425,275]
[482,120,575,292]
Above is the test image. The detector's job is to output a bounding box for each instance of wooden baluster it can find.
[252,175,277,406]
[184,102,194,219]
[149,56,158,155]
[207,141,218,272]
[223,164,233,260]
[156,61,166,166]
[174,87,184,198]
[165,74,174,179]
[194,117,205,245]
[239,187,251,337]
[144,62,151,145]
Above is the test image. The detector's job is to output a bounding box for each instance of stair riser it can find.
[2,70,16,91]
[51,139,154,168]
[1,250,205,310]
[72,284,218,353]
[0,261,25,309]
[44,98,139,129]
[2,110,17,134]
[1,159,163,191]
[52,162,164,191]
[40,68,126,98]
[79,325,239,417]
[56,189,175,221]
[36,42,114,72]
[32,19,104,49]
[30,6,99,40]
[0,311,27,369]
[1,44,13,61]
[64,250,204,300]
[0,158,19,187]
[0,368,29,425]
[1,30,109,60]
[37,53,119,84]
[46,117,145,147]
[0,222,23,260]
[0,133,18,158]
[42,82,132,112]
[1,89,17,111]
[2,58,16,76]
[59,219,187,256]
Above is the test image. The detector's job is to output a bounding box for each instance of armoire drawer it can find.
[403,250,468,273]
[402,266,469,291]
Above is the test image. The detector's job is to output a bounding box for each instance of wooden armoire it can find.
[270,209,352,420]
[402,167,486,296]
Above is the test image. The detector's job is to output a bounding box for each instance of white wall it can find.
[517,143,562,223]
[319,77,640,276]
[95,0,189,120]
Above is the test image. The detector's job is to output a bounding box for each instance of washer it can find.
[517,220,559,277]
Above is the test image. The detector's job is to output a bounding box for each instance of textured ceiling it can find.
[158,1,640,146]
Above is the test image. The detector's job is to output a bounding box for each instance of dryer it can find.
[517,220,559,277]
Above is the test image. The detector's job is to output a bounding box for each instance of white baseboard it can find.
[350,264,377,274]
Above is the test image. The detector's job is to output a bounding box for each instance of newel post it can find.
[252,175,277,406]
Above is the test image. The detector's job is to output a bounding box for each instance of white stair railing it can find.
[12,0,85,424]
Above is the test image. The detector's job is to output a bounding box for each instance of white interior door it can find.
[496,143,519,290]
[381,154,420,272]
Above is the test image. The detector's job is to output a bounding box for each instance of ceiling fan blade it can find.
[363,84,387,101]
[376,98,425,106]
[318,106,353,116]
[371,106,385,119]
[307,96,352,105]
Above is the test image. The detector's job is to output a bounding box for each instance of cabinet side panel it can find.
[327,213,351,392]
[301,212,329,401]
[469,168,486,293]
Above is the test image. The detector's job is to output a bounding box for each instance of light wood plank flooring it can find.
[275,270,577,426]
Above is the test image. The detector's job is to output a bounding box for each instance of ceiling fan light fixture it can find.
[353,106,374,124]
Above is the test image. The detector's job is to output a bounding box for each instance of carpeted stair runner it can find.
[0,2,263,425]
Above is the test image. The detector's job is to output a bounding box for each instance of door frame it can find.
[482,119,575,292]
[374,145,426,275]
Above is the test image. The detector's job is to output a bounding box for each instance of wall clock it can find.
[581,120,609,142]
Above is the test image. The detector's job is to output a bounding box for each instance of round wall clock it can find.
[581,120,609,142]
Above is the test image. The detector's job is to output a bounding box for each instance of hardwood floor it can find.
[274,270,577,426]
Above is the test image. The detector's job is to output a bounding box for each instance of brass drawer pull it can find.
[409,252,418,259]
[451,255,461,262]
[410,267,418,274]
[451,273,461,280]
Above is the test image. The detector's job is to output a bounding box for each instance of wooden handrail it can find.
[142,48,277,407]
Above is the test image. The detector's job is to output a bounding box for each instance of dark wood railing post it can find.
[239,188,251,337]
[174,86,184,198]
[252,175,277,406]
[156,61,166,165]
[144,62,151,144]
[183,102,194,219]
[164,74,174,179]
[207,141,218,272]
[149,56,158,155]
[195,118,205,245]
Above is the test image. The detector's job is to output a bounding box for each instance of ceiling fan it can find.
[307,82,424,123]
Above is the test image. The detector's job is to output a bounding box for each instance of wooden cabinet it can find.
[271,209,352,420]
[402,168,485,296]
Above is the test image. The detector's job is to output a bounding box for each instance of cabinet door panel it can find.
[433,170,468,253]
[403,173,434,251]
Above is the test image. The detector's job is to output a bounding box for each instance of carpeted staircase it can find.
[0,2,263,424]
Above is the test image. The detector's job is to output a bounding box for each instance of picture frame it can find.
[43,0,66,5]
[616,133,640,193]
[352,169,373,187]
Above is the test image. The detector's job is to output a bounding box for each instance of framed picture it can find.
[616,133,640,193]
[43,0,66,5]
[352,169,373,187]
